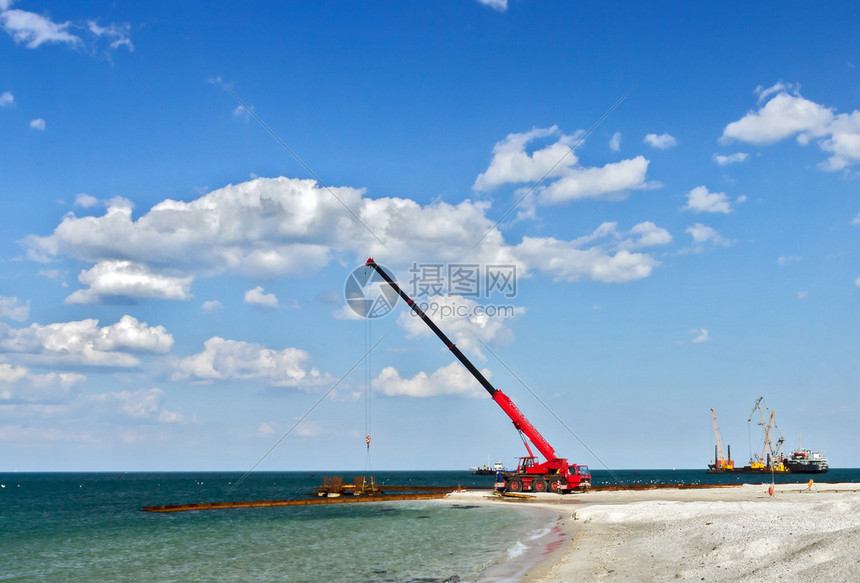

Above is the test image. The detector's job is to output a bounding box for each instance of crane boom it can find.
[761,411,773,460]
[709,407,734,470]
[747,396,764,423]
[365,258,587,491]
[711,408,724,463]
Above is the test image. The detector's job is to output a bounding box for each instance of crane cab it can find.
[517,456,538,474]
[571,464,591,489]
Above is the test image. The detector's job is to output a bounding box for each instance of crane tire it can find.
[548,478,563,492]
[533,479,547,492]
[507,478,523,492]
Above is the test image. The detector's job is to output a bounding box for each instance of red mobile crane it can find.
[365,258,591,493]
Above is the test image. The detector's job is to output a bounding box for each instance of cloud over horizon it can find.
[171,336,323,388]
[0,315,173,368]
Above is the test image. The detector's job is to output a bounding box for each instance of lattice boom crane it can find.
[710,407,734,470]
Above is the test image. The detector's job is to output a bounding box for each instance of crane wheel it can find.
[507,478,523,492]
[548,478,563,492]
[533,479,547,493]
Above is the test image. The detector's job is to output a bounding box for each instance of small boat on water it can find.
[784,448,829,473]
[470,460,510,475]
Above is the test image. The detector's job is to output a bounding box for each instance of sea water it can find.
[0,471,557,583]
[588,467,860,487]
[3,469,859,583]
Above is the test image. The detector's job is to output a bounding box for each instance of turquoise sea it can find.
[1,471,559,583]
[2,469,859,582]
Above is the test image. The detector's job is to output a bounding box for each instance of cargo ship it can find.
[784,448,829,473]
[470,460,510,475]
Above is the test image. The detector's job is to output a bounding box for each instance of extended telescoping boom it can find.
[365,258,591,493]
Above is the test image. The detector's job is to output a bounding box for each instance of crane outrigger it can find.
[365,258,591,492]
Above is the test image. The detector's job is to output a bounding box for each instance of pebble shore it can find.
[448,482,860,582]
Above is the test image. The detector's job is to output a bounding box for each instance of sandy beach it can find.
[448,482,860,582]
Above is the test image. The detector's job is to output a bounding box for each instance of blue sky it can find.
[1,1,858,472]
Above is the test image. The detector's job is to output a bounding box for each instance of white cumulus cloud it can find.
[0,3,132,54]
[534,156,651,205]
[722,87,833,145]
[244,286,279,310]
[26,175,673,303]
[473,126,573,192]
[819,111,860,171]
[685,223,732,249]
[473,126,652,204]
[514,221,671,283]
[396,294,524,362]
[0,362,85,402]
[644,133,677,149]
[74,193,100,208]
[374,361,488,398]
[721,84,860,171]
[0,315,173,367]
[0,296,29,322]
[87,388,182,422]
[477,0,508,12]
[683,186,733,214]
[0,5,81,48]
[87,19,133,52]
[172,336,322,387]
[96,314,174,353]
[201,300,223,313]
[625,221,673,249]
[29,118,45,131]
[0,90,13,107]
[713,153,749,166]
[67,260,193,304]
[26,178,356,294]
[690,328,709,344]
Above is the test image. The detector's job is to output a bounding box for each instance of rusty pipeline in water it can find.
[142,491,451,513]
[142,476,485,513]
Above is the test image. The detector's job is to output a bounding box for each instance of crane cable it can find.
[227,328,391,495]
[364,301,373,474]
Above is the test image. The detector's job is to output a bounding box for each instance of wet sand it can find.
[447,482,860,582]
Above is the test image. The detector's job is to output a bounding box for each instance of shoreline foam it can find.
[434,495,568,582]
[447,483,860,582]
